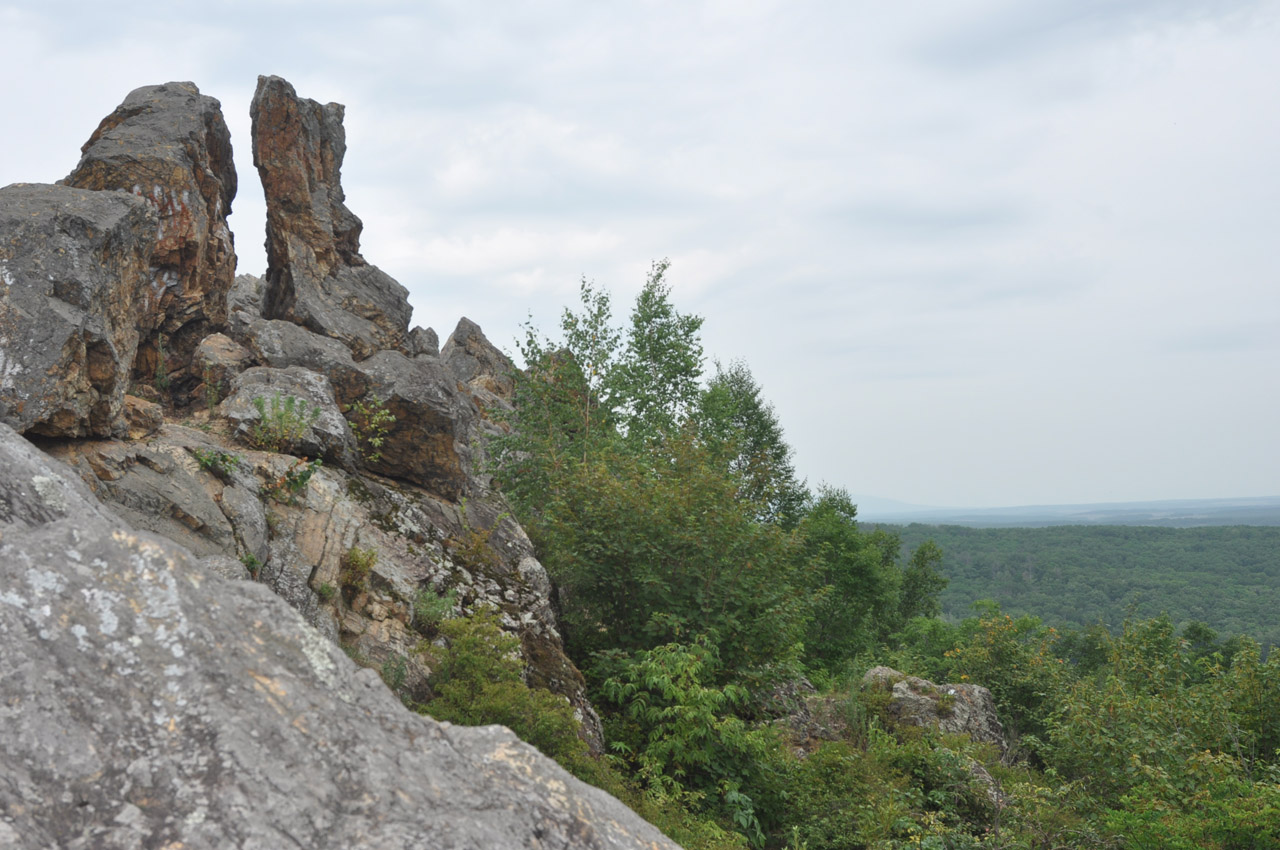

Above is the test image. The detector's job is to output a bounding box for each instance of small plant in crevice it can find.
[240,552,263,580]
[154,332,170,392]
[191,447,242,482]
[936,691,957,718]
[345,396,396,463]
[380,654,408,692]
[412,587,458,633]
[203,366,223,411]
[316,582,338,603]
[340,546,378,591]
[445,499,503,573]
[248,393,320,452]
[262,457,322,505]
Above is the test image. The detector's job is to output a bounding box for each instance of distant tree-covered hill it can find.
[877,523,1280,650]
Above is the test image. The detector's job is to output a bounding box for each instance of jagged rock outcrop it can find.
[0,423,675,849]
[250,75,411,359]
[863,666,1008,756]
[64,82,237,392]
[5,75,616,839]
[0,183,157,437]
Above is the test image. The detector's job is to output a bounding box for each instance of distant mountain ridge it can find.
[855,495,1280,528]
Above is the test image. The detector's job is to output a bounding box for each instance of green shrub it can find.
[191,447,242,481]
[417,608,592,770]
[340,546,377,590]
[240,552,262,580]
[248,393,320,452]
[262,457,322,505]
[316,582,337,603]
[412,587,457,632]
[346,396,396,463]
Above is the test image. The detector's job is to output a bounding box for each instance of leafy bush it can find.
[248,393,320,452]
[345,396,396,463]
[417,608,592,770]
[599,639,789,846]
[340,546,377,590]
[262,457,322,505]
[412,587,457,632]
[191,447,242,482]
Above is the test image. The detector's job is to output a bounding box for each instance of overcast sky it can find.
[2,1,1277,508]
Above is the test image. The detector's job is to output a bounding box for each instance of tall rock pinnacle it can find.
[65,81,238,390]
[250,75,412,360]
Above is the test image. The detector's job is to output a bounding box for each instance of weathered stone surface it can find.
[0,183,157,437]
[443,316,516,402]
[251,75,411,359]
[64,82,237,389]
[45,431,239,558]
[0,423,677,849]
[408,324,440,357]
[191,332,254,405]
[356,351,476,500]
[231,313,370,405]
[123,394,164,439]
[864,666,1008,756]
[220,365,359,470]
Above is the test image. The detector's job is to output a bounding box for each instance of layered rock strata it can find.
[64,81,237,393]
[250,75,412,359]
[0,183,157,437]
[0,423,674,849]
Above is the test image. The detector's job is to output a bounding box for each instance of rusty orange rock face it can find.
[65,81,238,393]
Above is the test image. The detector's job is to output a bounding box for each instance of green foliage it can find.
[417,608,593,770]
[248,393,321,452]
[261,457,322,505]
[536,432,811,684]
[380,654,408,692]
[608,259,705,447]
[885,522,1280,651]
[316,582,337,603]
[943,604,1065,746]
[798,488,947,678]
[345,396,395,463]
[154,332,170,392]
[340,546,377,590]
[412,587,457,632]
[697,359,807,527]
[202,367,223,410]
[239,551,262,579]
[600,640,787,846]
[190,447,242,482]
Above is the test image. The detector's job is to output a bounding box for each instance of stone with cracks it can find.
[251,75,412,360]
[863,666,1009,756]
[0,422,677,849]
[64,81,237,390]
[0,183,157,438]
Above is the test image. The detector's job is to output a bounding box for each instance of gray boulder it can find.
[251,75,412,360]
[64,81,238,390]
[0,422,677,849]
[220,365,359,470]
[863,666,1008,756]
[0,183,157,437]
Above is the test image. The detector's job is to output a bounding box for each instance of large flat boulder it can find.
[0,423,674,849]
[64,82,238,391]
[0,183,157,437]
[251,75,412,360]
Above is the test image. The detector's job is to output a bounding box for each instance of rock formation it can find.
[0,183,157,437]
[64,82,238,395]
[0,423,675,849]
[250,75,412,359]
[863,666,1008,757]
[0,77,632,845]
